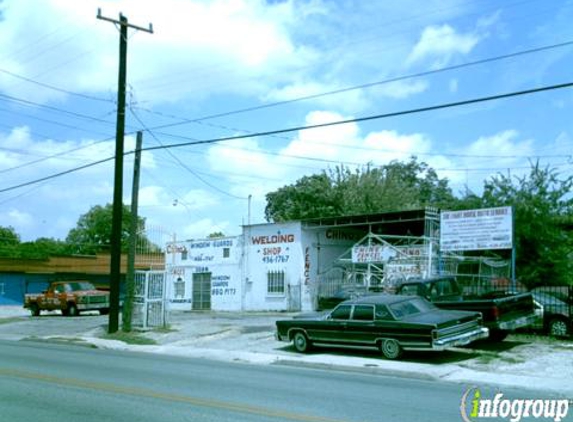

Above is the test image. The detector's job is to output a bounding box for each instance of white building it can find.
[165,209,441,312]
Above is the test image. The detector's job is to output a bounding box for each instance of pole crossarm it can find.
[97,8,154,33]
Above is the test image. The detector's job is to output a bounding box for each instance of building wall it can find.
[165,237,242,311]
[244,221,305,311]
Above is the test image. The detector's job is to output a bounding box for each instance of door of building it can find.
[192,272,211,310]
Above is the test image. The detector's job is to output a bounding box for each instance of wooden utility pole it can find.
[123,131,143,332]
[97,10,152,334]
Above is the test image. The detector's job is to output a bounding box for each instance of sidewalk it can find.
[2,307,572,396]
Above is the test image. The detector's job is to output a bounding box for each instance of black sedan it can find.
[276,294,489,359]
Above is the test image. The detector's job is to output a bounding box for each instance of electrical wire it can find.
[139,39,573,131]
[129,108,247,200]
[2,79,572,195]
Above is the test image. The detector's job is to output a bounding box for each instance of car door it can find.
[345,304,376,346]
[308,304,352,343]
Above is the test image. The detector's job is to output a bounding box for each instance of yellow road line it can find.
[0,368,352,422]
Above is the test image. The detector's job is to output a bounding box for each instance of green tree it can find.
[265,157,455,222]
[0,226,20,257]
[18,238,73,259]
[457,162,573,287]
[66,204,149,255]
[207,232,225,239]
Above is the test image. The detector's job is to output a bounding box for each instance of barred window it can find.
[267,270,285,295]
[174,277,185,298]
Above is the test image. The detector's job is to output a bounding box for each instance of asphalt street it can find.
[1,340,565,422]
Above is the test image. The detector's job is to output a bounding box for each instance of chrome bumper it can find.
[432,327,489,349]
[496,314,538,331]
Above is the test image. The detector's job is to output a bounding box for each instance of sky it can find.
[0,0,572,244]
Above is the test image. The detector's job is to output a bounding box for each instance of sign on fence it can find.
[440,206,513,252]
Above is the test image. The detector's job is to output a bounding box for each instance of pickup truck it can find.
[395,276,537,341]
[24,281,110,317]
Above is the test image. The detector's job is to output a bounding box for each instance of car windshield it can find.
[68,282,96,291]
[388,298,434,319]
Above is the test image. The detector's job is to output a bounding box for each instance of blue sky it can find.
[0,0,572,242]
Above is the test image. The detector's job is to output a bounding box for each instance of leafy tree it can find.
[456,162,573,287]
[17,238,73,259]
[265,157,455,222]
[207,232,225,239]
[66,203,149,255]
[0,226,20,257]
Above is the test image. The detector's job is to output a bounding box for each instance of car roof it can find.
[398,276,455,285]
[341,294,418,306]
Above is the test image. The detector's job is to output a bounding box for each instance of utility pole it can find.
[97,9,152,334]
[123,131,143,332]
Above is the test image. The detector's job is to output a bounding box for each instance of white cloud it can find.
[407,24,480,67]
[374,80,429,99]
[437,130,536,193]
[181,218,231,240]
[0,0,321,105]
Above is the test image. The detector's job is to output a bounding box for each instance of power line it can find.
[3,79,573,194]
[0,67,113,103]
[138,39,573,130]
[142,80,573,151]
[129,108,247,200]
[0,92,117,126]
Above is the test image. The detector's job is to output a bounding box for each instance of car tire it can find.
[380,339,403,360]
[67,304,79,317]
[99,309,110,315]
[548,318,569,338]
[292,331,311,353]
[29,303,40,317]
[488,330,509,342]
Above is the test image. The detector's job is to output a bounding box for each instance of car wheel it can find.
[380,339,403,360]
[488,330,509,342]
[67,304,79,317]
[292,331,311,353]
[29,303,40,317]
[99,309,109,315]
[548,318,569,338]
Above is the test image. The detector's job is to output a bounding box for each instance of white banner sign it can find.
[351,245,397,263]
[440,206,513,251]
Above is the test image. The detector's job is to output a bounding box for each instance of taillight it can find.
[491,306,500,319]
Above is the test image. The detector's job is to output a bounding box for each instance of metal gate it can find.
[192,272,211,310]
[132,270,167,329]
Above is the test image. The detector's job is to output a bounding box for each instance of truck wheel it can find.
[380,339,403,360]
[548,318,569,338]
[292,331,311,353]
[488,330,509,342]
[29,303,40,317]
[67,304,79,317]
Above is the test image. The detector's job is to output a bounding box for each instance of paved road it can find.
[1,339,565,422]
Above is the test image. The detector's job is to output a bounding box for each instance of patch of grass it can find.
[499,355,526,364]
[0,317,25,325]
[474,352,500,365]
[102,331,158,345]
[152,325,177,334]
